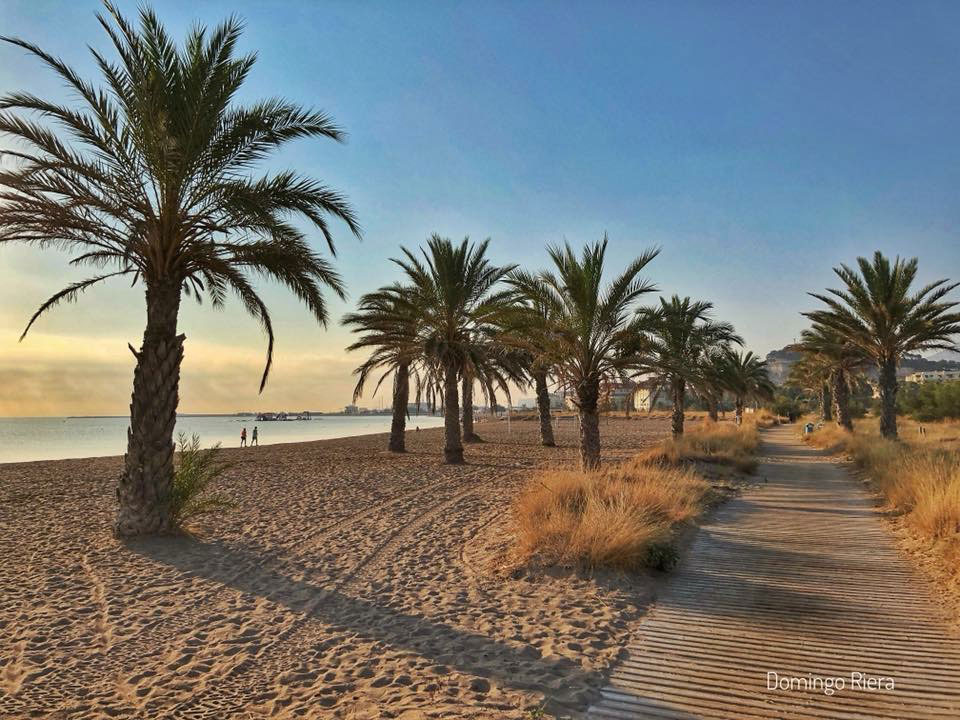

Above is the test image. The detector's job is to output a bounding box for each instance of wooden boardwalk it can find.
[588,425,960,720]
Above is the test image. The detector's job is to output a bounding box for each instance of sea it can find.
[0,414,446,464]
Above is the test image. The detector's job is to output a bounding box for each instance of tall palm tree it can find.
[0,5,359,536]
[636,296,742,437]
[342,285,420,453]
[392,235,515,464]
[719,350,775,424]
[515,238,659,469]
[792,325,867,431]
[504,270,564,446]
[804,252,960,438]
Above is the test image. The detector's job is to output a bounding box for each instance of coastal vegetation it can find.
[0,4,359,536]
[511,418,764,572]
[804,252,960,439]
[168,433,233,526]
[496,238,660,469]
[895,381,960,421]
[512,454,709,571]
[634,296,742,437]
[638,419,762,473]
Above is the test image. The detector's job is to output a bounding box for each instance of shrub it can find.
[512,458,709,571]
[638,421,760,473]
[897,380,960,421]
[168,433,234,527]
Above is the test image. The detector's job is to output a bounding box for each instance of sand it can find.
[0,415,678,719]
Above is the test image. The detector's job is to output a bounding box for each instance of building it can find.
[564,381,639,411]
[515,394,564,411]
[905,370,960,384]
[344,404,358,415]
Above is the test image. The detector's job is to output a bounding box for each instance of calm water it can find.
[0,415,446,464]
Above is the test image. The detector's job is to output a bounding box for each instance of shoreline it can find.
[0,415,448,466]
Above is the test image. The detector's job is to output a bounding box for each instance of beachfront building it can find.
[904,370,960,384]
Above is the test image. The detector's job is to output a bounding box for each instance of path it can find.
[588,424,960,719]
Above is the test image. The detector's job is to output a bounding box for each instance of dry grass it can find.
[512,458,710,572]
[803,416,960,595]
[749,408,780,428]
[637,420,761,473]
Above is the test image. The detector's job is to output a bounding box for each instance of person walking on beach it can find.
[252,426,259,446]
[240,427,247,447]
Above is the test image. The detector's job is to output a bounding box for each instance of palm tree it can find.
[636,296,742,437]
[392,235,515,464]
[804,252,960,438]
[459,338,525,443]
[342,285,420,452]
[503,270,564,446]
[0,6,359,536]
[698,346,735,422]
[515,238,659,469]
[787,354,833,423]
[792,325,867,431]
[719,350,775,424]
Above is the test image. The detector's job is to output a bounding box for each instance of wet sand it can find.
[0,415,678,719]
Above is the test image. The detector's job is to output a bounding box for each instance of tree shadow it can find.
[127,534,604,700]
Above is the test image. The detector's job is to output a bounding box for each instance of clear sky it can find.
[1,0,959,415]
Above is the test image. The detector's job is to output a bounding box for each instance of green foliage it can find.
[897,381,960,421]
[645,542,680,571]
[169,433,234,526]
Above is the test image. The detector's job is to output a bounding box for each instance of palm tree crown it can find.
[804,251,960,438]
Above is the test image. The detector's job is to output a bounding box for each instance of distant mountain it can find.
[765,348,803,385]
[928,349,960,363]
[762,345,960,386]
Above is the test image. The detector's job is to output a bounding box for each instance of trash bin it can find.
[804,422,815,435]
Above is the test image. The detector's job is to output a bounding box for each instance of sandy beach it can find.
[0,416,679,719]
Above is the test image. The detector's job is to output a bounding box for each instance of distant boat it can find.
[255,411,312,421]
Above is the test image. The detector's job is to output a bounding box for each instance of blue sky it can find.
[1,0,959,414]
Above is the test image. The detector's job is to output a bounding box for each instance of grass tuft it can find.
[637,421,760,473]
[511,457,710,572]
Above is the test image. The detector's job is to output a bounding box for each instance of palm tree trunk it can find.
[534,370,555,446]
[734,396,744,425]
[462,376,480,442]
[389,362,409,452]
[577,380,601,470]
[821,381,833,422]
[707,396,719,422]
[444,363,464,464]
[878,357,899,439]
[830,370,853,431]
[115,282,184,537]
[670,376,686,437]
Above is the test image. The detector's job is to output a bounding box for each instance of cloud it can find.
[0,331,364,416]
